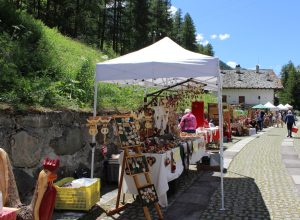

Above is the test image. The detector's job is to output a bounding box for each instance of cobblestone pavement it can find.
[95,125,300,220]
[199,126,300,220]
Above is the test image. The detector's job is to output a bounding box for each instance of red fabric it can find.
[203,119,209,128]
[192,101,204,127]
[39,183,57,220]
[292,127,298,133]
[0,208,17,220]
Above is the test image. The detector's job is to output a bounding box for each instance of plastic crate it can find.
[54,177,100,211]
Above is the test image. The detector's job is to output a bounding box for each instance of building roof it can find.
[221,68,283,89]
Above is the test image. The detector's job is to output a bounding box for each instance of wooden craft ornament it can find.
[87,117,101,136]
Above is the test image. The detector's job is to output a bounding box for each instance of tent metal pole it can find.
[217,70,225,211]
[91,81,98,178]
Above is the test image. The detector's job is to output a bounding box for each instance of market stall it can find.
[93,37,225,212]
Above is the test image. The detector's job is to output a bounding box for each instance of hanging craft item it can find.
[146,156,156,166]
[115,116,141,147]
[164,156,170,167]
[99,116,112,144]
[145,115,153,137]
[137,184,159,207]
[86,116,101,136]
[170,151,176,173]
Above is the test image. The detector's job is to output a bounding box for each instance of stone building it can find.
[221,65,283,106]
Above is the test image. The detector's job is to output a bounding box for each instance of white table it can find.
[119,147,183,207]
[180,137,207,165]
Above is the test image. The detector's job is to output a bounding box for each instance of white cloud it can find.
[227,61,238,68]
[196,33,204,42]
[210,34,217,39]
[200,40,209,46]
[169,6,178,16]
[219,33,230,40]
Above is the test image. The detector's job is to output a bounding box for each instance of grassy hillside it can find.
[0,1,217,112]
[0,1,110,110]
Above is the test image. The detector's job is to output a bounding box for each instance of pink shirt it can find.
[180,113,197,131]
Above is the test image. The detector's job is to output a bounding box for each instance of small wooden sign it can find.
[138,184,159,207]
[125,155,149,175]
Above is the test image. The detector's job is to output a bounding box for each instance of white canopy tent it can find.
[277,104,289,111]
[264,102,278,110]
[285,103,293,109]
[94,37,225,209]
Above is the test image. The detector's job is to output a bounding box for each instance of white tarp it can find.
[95,37,219,88]
[264,102,278,110]
[277,104,288,110]
[285,103,293,109]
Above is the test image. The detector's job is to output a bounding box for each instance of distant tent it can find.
[285,104,293,109]
[277,104,288,110]
[252,104,267,109]
[264,102,278,110]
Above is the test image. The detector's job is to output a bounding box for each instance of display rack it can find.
[106,115,163,220]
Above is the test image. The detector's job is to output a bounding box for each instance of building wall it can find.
[222,88,274,105]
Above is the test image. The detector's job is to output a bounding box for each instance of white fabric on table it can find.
[190,137,207,164]
[119,147,183,207]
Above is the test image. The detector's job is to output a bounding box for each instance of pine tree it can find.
[149,0,172,42]
[171,8,182,44]
[181,13,197,51]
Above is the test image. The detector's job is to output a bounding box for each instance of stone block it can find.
[11,131,41,167]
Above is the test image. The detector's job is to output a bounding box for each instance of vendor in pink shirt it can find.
[179,108,197,133]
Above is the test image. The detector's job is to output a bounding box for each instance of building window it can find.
[239,96,245,104]
[222,95,227,103]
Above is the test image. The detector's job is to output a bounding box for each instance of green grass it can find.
[0,2,218,112]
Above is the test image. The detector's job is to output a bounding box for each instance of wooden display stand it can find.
[106,115,163,220]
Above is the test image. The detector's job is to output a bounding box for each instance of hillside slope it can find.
[0,1,108,109]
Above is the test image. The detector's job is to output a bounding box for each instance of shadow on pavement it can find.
[164,171,270,220]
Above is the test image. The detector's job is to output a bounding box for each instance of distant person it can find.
[285,110,296,138]
[249,118,259,133]
[260,110,265,128]
[256,111,262,131]
[276,111,283,128]
[179,109,197,133]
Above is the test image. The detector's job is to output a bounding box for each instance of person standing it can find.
[179,108,197,133]
[285,110,296,138]
[256,110,262,131]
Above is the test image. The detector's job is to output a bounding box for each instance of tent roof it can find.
[285,103,293,109]
[264,102,277,109]
[252,104,267,109]
[95,37,219,89]
[277,104,288,110]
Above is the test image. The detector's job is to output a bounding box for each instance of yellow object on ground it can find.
[54,177,100,211]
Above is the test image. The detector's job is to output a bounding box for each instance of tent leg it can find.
[91,82,98,178]
[217,72,225,211]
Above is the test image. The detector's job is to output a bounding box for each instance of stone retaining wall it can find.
[0,110,119,202]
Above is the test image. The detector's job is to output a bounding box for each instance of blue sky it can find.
[171,0,300,74]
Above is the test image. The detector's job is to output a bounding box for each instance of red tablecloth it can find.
[0,207,17,220]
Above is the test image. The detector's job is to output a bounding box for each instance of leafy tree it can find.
[181,13,197,51]
[279,61,299,108]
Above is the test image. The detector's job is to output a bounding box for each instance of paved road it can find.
[198,126,300,220]
[96,125,300,220]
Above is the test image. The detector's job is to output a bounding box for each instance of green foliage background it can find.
[279,61,300,110]
[0,1,221,112]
